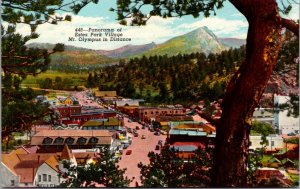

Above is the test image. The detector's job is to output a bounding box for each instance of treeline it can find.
[38,76,78,91]
[87,47,246,104]
[48,62,113,73]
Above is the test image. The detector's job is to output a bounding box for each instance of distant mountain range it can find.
[96,42,156,58]
[26,27,246,65]
[26,43,93,52]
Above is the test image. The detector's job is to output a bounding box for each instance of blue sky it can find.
[18,0,298,50]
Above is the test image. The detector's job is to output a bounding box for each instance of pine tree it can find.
[113,1,298,186]
[60,146,131,187]
[86,73,94,88]
[138,145,212,187]
[1,0,100,140]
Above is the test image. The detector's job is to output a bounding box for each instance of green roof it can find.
[281,158,295,165]
[268,157,281,163]
[274,148,288,155]
[82,118,119,127]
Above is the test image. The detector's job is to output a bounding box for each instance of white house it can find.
[274,95,299,135]
[0,162,20,187]
[34,156,60,187]
[249,134,284,151]
[1,144,95,187]
[252,108,275,126]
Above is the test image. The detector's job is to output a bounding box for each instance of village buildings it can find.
[2,91,298,187]
[51,105,116,126]
[0,144,97,187]
[274,95,299,135]
[31,130,116,152]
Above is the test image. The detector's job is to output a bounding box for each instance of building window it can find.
[54,137,64,144]
[89,137,98,144]
[48,175,51,182]
[271,141,274,146]
[43,174,47,182]
[38,175,41,182]
[11,180,15,186]
[42,137,53,144]
[25,183,28,186]
[77,137,87,144]
[65,137,75,145]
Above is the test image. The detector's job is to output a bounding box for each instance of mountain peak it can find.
[188,26,219,41]
[134,26,226,57]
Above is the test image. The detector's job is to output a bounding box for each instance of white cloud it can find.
[288,4,299,21]
[177,17,248,37]
[11,14,248,50]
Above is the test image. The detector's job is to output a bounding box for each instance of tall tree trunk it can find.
[211,0,282,186]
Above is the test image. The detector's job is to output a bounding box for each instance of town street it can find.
[118,118,167,187]
[72,91,167,186]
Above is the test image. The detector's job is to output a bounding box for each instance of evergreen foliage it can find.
[60,146,131,187]
[87,47,245,104]
[1,0,99,139]
[138,145,213,187]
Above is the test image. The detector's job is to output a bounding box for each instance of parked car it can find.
[134,132,139,137]
[126,150,132,155]
[155,145,160,150]
[136,126,140,130]
[127,128,132,133]
[158,140,163,145]
[128,119,132,123]
[133,129,137,133]
[142,126,145,129]
[141,135,146,139]
[149,128,154,132]
[154,131,160,136]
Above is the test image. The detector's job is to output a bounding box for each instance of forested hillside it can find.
[87,46,246,104]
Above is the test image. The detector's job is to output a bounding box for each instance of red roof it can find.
[61,144,72,160]
[21,145,39,154]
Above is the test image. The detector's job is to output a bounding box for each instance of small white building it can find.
[249,134,284,151]
[252,108,275,126]
[0,162,20,187]
[0,145,95,187]
[274,95,299,135]
[34,156,60,187]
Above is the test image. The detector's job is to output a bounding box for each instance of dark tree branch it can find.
[281,18,299,37]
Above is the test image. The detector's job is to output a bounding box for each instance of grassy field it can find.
[22,71,88,88]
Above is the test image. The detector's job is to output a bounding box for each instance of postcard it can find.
[1,0,299,188]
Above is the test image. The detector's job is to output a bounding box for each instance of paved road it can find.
[71,91,102,107]
[118,118,167,187]
[69,91,166,186]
